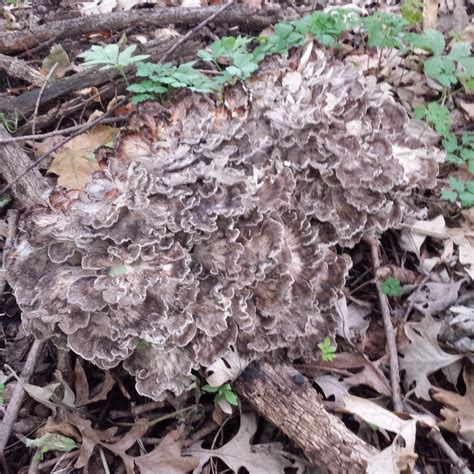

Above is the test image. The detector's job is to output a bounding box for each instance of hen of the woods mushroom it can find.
[7,47,442,400]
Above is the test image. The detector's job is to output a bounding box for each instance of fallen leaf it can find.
[74,359,115,406]
[431,362,474,447]
[399,313,463,400]
[134,429,199,474]
[42,44,70,79]
[186,412,302,474]
[336,296,371,344]
[412,279,464,314]
[342,395,419,473]
[205,347,250,387]
[47,125,118,190]
[314,374,351,405]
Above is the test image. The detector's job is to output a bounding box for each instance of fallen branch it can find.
[0,339,44,465]
[0,37,200,125]
[0,53,44,84]
[234,360,379,473]
[0,5,283,55]
[0,125,49,208]
[364,235,404,412]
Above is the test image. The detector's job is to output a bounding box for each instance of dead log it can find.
[234,361,379,473]
[0,5,283,55]
[0,125,49,208]
[0,53,44,85]
[0,38,200,124]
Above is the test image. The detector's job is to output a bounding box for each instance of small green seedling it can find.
[25,433,77,461]
[318,337,337,362]
[362,12,408,50]
[380,277,401,297]
[442,133,474,171]
[202,383,239,407]
[0,111,19,134]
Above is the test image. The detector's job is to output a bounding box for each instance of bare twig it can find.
[364,235,403,412]
[0,339,44,461]
[32,63,57,137]
[0,97,127,199]
[160,0,235,63]
[0,117,127,144]
[428,430,471,474]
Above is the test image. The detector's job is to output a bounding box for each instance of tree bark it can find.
[0,6,283,55]
[234,360,379,474]
[0,125,50,208]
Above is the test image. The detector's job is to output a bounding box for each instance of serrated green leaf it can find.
[457,56,474,76]
[448,42,471,60]
[449,177,465,192]
[466,181,474,193]
[441,190,458,202]
[380,277,401,297]
[461,148,474,161]
[459,191,474,208]
[446,154,465,165]
[442,133,459,153]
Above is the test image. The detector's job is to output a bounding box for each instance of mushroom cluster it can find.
[6,47,442,400]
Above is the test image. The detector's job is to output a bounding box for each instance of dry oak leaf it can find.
[431,362,474,447]
[73,359,115,406]
[399,313,463,400]
[134,429,199,474]
[47,125,118,190]
[186,412,303,474]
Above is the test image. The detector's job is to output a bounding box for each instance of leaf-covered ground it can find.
[0,0,473,473]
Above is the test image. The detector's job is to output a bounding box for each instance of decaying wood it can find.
[0,53,44,85]
[0,38,200,124]
[234,360,379,473]
[0,125,49,208]
[0,5,283,55]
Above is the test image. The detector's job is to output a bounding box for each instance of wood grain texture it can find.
[235,360,379,473]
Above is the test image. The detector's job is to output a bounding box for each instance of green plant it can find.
[24,433,77,461]
[317,337,337,362]
[414,102,451,137]
[400,0,423,25]
[78,44,149,85]
[442,133,474,171]
[442,177,474,209]
[0,111,18,133]
[202,383,239,407]
[362,12,408,50]
[128,61,220,104]
[406,31,473,88]
[295,9,360,47]
[380,277,401,297]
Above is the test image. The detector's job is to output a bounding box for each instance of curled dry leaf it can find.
[431,362,474,447]
[73,359,115,406]
[47,125,119,190]
[186,412,303,474]
[399,313,463,400]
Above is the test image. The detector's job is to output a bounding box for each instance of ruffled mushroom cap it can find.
[6,47,443,400]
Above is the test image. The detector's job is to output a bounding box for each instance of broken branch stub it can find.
[5,47,442,401]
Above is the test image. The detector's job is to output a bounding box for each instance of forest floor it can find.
[0,0,473,473]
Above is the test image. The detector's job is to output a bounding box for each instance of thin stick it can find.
[31,63,57,137]
[364,235,403,412]
[160,0,235,63]
[0,339,44,459]
[428,430,470,474]
[0,97,127,198]
[0,117,127,144]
